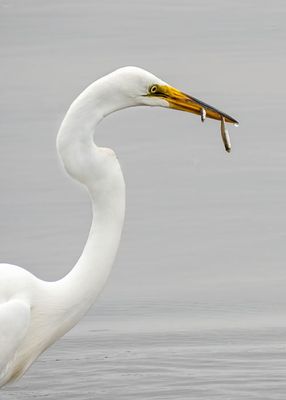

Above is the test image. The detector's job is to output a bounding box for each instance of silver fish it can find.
[200,107,206,122]
[220,116,231,153]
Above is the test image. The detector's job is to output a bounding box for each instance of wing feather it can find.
[0,300,30,387]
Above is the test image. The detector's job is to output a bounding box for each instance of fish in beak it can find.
[148,84,238,152]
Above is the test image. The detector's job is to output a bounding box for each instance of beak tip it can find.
[230,116,239,125]
[226,116,239,125]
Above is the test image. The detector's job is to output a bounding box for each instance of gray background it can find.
[1,0,286,398]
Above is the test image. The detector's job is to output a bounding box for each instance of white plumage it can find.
[0,67,237,387]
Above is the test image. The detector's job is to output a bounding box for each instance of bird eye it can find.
[150,85,158,94]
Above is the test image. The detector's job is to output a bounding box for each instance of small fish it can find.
[220,116,231,153]
[200,107,206,122]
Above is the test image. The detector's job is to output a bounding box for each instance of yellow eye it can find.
[150,85,158,94]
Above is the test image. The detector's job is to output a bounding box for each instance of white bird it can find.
[0,67,237,387]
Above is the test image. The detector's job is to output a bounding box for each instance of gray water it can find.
[1,0,286,398]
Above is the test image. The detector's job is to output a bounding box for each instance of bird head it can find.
[110,66,238,125]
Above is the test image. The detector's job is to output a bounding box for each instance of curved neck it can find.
[55,77,126,324]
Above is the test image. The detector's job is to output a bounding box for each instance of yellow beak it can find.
[151,85,238,125]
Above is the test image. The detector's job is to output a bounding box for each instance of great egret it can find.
[0,67,238,387]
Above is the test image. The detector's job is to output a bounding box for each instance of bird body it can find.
[0,67,237,387]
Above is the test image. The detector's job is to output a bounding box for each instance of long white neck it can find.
[54,75,127,326]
